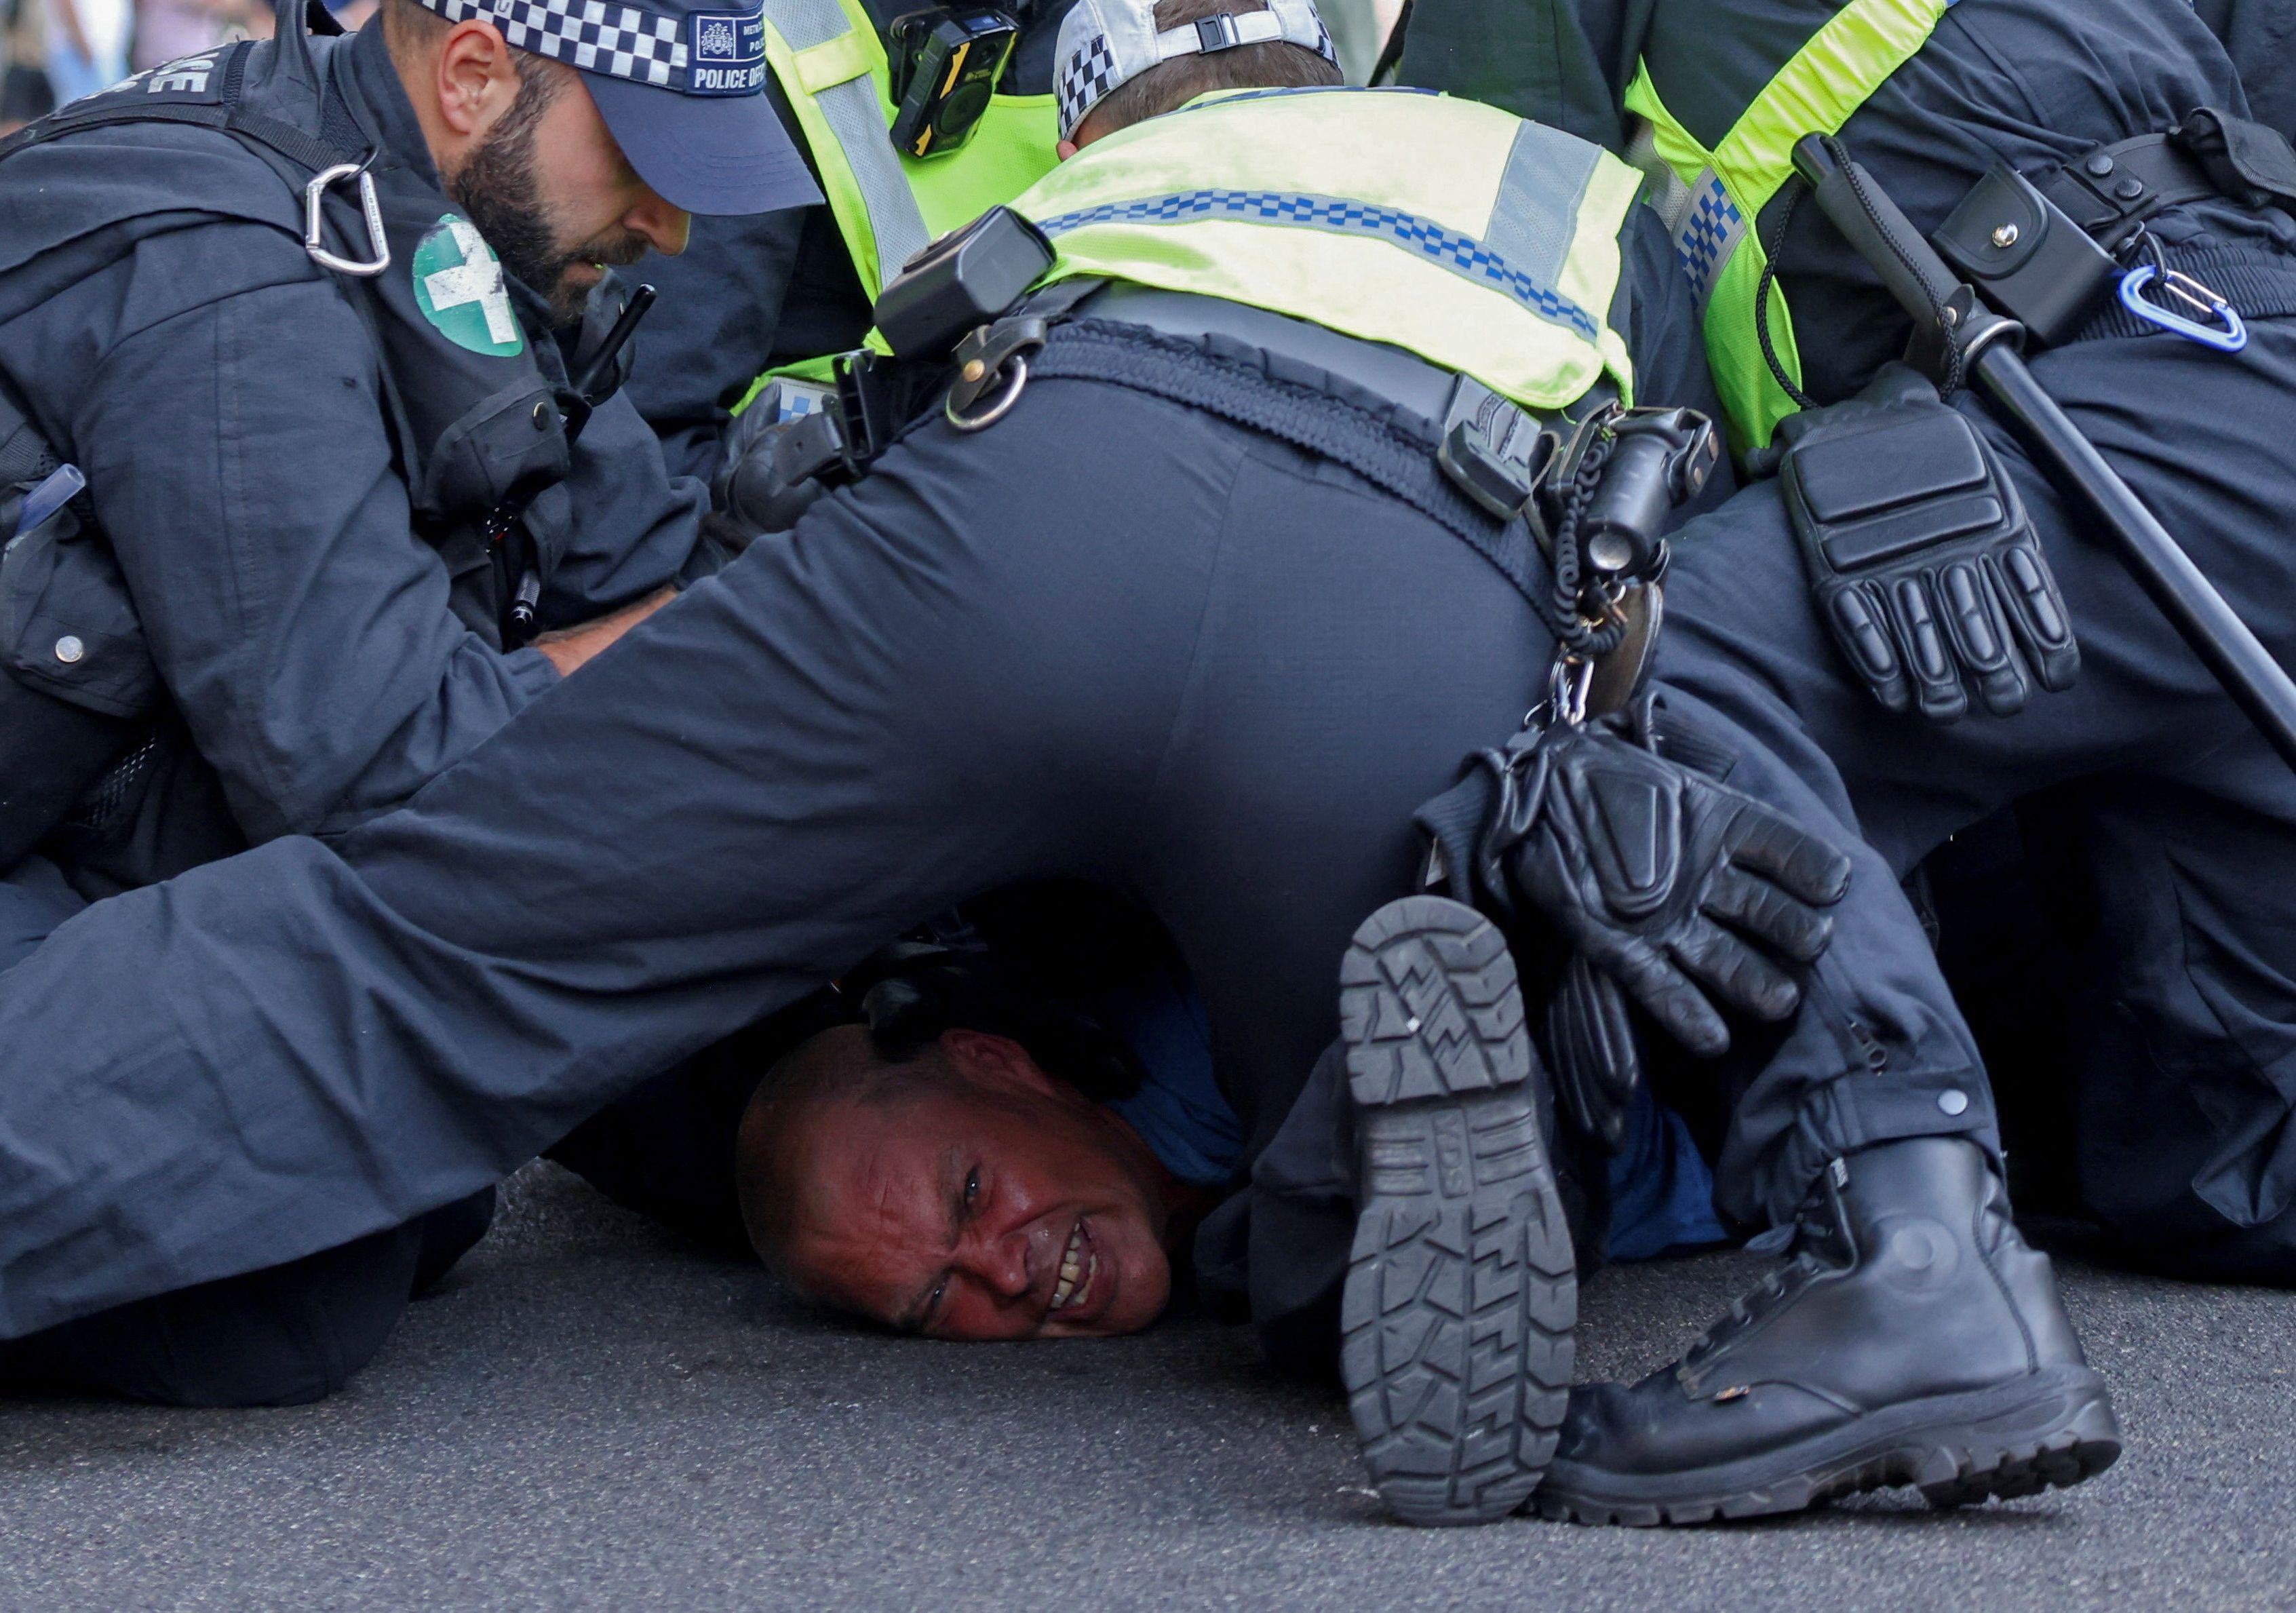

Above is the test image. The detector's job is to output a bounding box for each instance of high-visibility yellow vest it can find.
[762,0,1062,297]
[745,0,1061,401]
[1624,0,1947,452]
[1009,87,1643,414]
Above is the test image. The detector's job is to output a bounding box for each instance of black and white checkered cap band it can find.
[1055,0,1340,138]
[421,0,765,94]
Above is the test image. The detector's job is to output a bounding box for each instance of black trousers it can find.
[0,874,497,1405]
[0,1188,493,1407]
[1930,788,2296,1287]
[1,314,2294,1353]
[1654,296,2296,1254]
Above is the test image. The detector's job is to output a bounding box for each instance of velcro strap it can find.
[2040,134,2220,249]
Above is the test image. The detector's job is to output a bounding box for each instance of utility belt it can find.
[1932,106,2296,353]
[722,210,1718,716]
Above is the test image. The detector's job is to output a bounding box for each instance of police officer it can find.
[1395,0,2296,1521]
[0,0,819,1405]
[0,0,1800,1520]
[622,0,1083,481]
[0,0,2134,1529]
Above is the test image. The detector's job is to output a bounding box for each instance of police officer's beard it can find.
[450,69,646,325]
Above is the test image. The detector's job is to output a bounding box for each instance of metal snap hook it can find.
[305,162,391,277]
[1547,653,1593,728]
[2118,264,2246,353]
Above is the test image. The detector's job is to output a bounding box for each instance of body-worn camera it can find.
[887,7,1019,158]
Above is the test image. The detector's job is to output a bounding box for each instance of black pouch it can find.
[0,449,155,869]
[2178,106,2296,214]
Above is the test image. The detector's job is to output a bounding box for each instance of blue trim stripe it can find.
[1035,189,1600,341]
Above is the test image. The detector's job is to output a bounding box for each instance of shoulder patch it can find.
[410,214,526,358]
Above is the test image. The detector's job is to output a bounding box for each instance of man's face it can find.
[449,67,689,322]
[768,1031,1175,1341]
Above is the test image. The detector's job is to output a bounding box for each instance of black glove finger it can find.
[1668,918,1803,1024]
[1717,800,1855,908]
[1825,580,1912,715]
[1934,556,2029,718]
[1582,932,1732,1058]
[1991,545,2081,694]
[1700,862,1837,963]
[1544,956,1638,1151]
[1884,570,1970,724]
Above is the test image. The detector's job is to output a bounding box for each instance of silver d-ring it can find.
[946,355,1030,432]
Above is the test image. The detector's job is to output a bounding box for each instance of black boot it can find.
[1337,895,1576,1526]
[1537,1135,2120,1525]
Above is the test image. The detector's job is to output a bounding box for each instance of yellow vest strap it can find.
[792,28,874,94]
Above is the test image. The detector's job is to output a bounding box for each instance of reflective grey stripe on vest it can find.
[762,0,930,288]
[1481,119,1602,307]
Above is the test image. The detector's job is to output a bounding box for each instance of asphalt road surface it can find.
[5,1161,2291,1609]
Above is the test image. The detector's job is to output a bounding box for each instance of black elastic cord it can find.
[1822,134,1966,397]
[1753,179,1817,412]
[1545,427,1627,658]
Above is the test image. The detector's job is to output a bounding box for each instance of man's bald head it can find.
[736,1024,1180,1340]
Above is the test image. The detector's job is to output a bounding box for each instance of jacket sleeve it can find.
[1394,0,1647,149]
[61,231,566,844]
[522,383,710,631]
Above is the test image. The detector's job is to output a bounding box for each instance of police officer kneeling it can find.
[0,0,818,1405]
[0,0,2112,1530]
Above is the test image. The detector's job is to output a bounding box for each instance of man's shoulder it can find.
[3,114,307,231]
[0,121,327,343]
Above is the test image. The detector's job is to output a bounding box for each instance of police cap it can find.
[412,0,824,216]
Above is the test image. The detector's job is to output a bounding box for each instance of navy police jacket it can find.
[0,21,704,872]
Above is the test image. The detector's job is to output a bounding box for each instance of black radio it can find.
[887,7,1019,159]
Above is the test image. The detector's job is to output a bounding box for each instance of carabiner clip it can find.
[1546,653,1593,729]
[305,161,391,277]
[2118,264,2246,353]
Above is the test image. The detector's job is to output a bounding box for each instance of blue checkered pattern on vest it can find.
[1035,189,1601,341]
[1673,174,1745,310]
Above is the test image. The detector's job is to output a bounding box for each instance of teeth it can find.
[1049,1224,1085,1311]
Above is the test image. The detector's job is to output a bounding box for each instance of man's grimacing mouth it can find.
[1048,1218,1098,1316]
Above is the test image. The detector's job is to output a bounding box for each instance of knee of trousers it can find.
[0,1220,427,1408]
[411,1185,499,1298]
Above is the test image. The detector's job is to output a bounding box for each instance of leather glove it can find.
[712,383,838,537]
[1778,363,2078,723]
[1543,952,1641,1150]
[1480,699,1853,1063]
[1413,699,1854,1147]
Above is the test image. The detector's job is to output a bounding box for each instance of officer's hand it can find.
[534,585,676,677]
[712,385,834,539]
[1779,364,2078,723]
[1487,708,1854,1060]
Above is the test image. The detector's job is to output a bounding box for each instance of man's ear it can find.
[433,17,522,140]
[939,1028,1063,1100]
[1056,137,1079,160]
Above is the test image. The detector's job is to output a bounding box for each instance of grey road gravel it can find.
[3,1162,2291,1611]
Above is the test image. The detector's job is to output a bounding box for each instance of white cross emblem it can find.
[421,219,520,349]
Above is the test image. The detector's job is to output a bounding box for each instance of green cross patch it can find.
[411,214,526,357]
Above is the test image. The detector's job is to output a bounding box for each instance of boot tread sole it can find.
[1338,895,1574,1528]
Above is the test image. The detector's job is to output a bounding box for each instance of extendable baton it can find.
[1790,135,2296,775]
